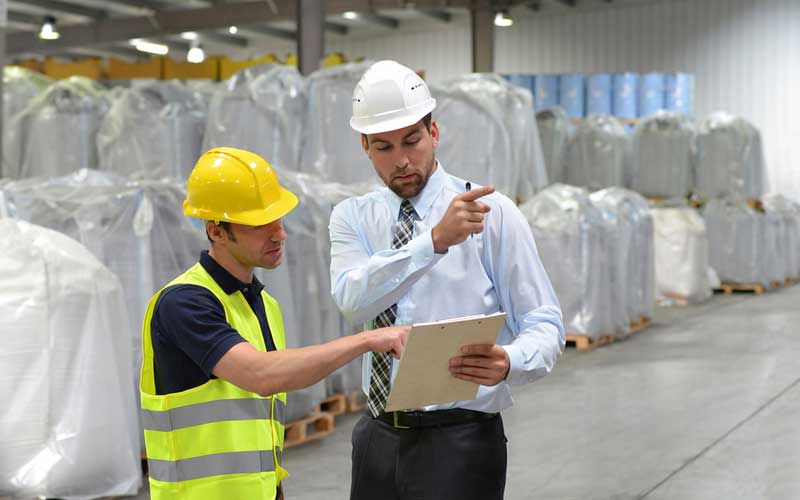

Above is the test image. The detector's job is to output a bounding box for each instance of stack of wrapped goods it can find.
[535,107,570,184]
[5,77,109,179]
[651,205,715,304]
[693,112,790,291]
[630,111,694,200]
[763,194,800,284]
[694,112,765,201]
[590,187,655,332]
[0,218,141,499]
[431,74,548,203]
[301,61,376,184]
[519,184,621,340]
[3,67,53,177]
[97,80,208,180]
[203,64,307,173]
[564,114,629,190]
[1,171,206,445]
[702,199,768,287]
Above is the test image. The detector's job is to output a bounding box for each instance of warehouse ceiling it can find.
[4,0,676,62]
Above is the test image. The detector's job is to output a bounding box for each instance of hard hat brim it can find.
[350,99,436,135]
[184,186,299,226]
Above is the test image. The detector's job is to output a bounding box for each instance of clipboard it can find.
[384,312,507,412]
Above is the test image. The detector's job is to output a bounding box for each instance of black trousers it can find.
[350,412,507,500]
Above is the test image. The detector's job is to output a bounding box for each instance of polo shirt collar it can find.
[199,251,264,295]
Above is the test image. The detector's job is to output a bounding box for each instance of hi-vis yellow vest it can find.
[140,263,289,500]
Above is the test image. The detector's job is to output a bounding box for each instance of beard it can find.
[386,154,437,199]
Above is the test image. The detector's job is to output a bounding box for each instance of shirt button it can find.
[243,287,249,292]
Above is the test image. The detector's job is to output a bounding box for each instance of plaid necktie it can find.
[367,199,416,417]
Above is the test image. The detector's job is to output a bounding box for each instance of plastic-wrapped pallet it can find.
[97,80,207,180]
[651,206,714,304]
[536,107,570,184]
[565,114,629,190]
[763,194,800,279]
[431,74,548,202]
[694,112,766,200]
[5,77,109,179]
[1,171,206,396]
[761,207,788,284]
[630,111,695,199]
[702,199,768,286]
[519,184,619,338]
[3,66,52,126]
[590,187,655,326]
[0,219,141,499]
[301,61,375,184]
[204,64,306,173]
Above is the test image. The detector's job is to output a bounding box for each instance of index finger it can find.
[459,343,495,355]
[460,185,495,202]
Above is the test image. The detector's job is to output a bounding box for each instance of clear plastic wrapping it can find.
[651,206,714,304]
[97,80,207,180]
[565,114,630,190]
[694,112,766,200]
[0,219,141,499]
[631,110,695,199]
[762,194,800,280]
[520,184,619,337]
[431,74,548,202]
[702,199,768,285]
[590,187,655,324]
[203,64,306,173]
[536,107,570,184]
[2,67,53,177]
[301,61,375,184]
[5,77,109,179]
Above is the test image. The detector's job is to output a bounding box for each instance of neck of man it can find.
[208,246,254,285]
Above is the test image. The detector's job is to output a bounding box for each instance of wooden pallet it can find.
[771,280,785,290]
[284,412,334,449]
[716,283,767,295]
[316,393,347,417]
[566,316,652,352]
[345,390,366,413]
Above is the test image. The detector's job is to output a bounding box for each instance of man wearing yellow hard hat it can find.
[139,147,409,500]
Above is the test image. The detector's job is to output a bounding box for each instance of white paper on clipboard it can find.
[384,312,507,412]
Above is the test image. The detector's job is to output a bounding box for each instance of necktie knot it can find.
[399,199,415,220]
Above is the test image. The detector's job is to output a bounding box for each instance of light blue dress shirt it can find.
[329,163,565,413]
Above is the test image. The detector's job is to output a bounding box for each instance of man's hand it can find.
[448,343,510,386]
[431,185,495,254]
[365,326,410,359]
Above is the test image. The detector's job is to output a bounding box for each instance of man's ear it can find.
[430,120,440,149]
[207,221,225,244]
[361,134,371,159]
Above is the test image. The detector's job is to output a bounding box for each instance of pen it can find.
[465,182,472,239]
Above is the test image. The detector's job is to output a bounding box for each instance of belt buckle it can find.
[392,411,411,429]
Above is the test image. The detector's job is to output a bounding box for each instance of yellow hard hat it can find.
[183,147,298,226]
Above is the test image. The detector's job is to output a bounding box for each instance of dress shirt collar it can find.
[383,160,447,221]
[199,250,264,296]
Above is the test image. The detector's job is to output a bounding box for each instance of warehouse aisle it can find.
[126,285,800,500]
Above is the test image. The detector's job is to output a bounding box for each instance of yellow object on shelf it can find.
[163,56,220,80]
[322,52,347,68]
[219,54,279,80]
[44,58,103,80]
[107,57,164,80]
[284,53,297,67]
[14,60,44,73]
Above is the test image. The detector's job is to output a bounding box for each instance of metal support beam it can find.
[357,12,399,29]
[418,8,452,22]
[470,3,493,73]
[240,25,296,42]
[297,0,325,76]
[198,31,249,47]
[1,5,6,180]
[9,0,106,19]
[325,21,349,35]
[7,11,42,26]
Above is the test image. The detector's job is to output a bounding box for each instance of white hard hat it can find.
[350,60,437,135]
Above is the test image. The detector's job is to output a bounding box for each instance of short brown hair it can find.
[206,221,236,243]
[362,113,433,146]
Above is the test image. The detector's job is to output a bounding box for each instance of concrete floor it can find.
[125,284,800,500]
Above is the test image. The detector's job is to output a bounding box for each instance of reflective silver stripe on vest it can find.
[148,450,275,483]
[142,398,286,432]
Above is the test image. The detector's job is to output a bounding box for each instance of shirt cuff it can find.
[406,229,446,269]
[501,343,527,385]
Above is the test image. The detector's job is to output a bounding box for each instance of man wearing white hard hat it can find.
[329,60,565,499]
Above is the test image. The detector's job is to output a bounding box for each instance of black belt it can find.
[374,408,497,429]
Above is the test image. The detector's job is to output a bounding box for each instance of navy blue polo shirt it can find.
[151,251,277,395]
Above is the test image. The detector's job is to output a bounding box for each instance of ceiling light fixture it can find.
[228,26,238,34]
[494,10,513,27]
[130,39,169,55]
[38,16,60,40]
[187,42,206,64]
[180,32,198,41]
[343,11,359,20]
